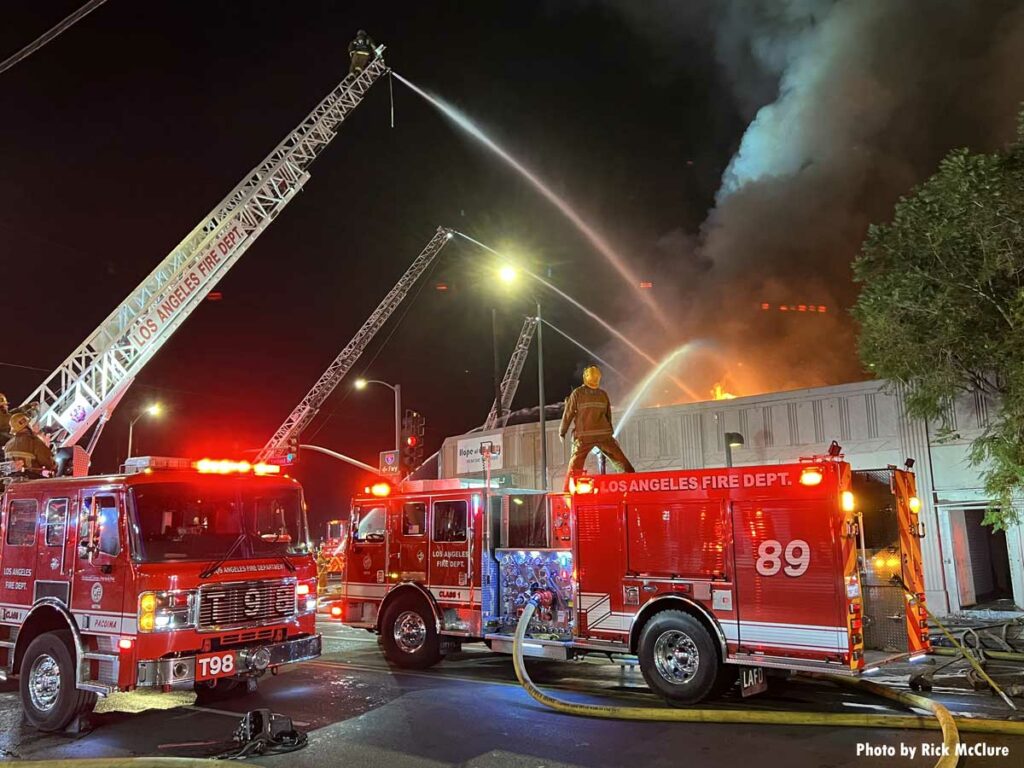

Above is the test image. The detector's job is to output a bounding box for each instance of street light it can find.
[498,264,518,285]
[354,378,402,454]
[724,431,744,468]
[127,403,163,459]
[495,260,547,490]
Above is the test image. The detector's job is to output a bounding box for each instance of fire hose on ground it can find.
[511,593,1024,768]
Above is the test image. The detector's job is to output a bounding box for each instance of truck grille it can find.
[198,578,297,631]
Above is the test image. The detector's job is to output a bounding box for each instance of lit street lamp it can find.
[354,378,402,453]
[725,431,744,468]
[127,403,162,459]
[497,262,547,490]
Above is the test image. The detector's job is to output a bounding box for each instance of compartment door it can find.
[732,498,846,660]
[892,469,929,652]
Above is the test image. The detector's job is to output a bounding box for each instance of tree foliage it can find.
[853,111,1024,529]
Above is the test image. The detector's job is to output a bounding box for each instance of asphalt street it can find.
[0,618,1022,767]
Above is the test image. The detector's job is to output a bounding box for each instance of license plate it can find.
[740,665,767,697]
[195,651,238,681]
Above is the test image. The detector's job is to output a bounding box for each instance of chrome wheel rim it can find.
[393,610,427,654]
[653,629,699,685]
[28,653,61,712]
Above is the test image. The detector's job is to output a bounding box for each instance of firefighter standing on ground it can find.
[348,30,375,75]
[4,411,56,473]
[560,365,634,489]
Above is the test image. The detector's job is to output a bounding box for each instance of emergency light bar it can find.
[194,459,281,475]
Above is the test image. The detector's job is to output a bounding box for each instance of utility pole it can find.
[536,300,547,490]
[492,308,503,425]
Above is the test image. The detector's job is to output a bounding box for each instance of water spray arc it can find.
[614,342,703,439]
[392,72,669,328]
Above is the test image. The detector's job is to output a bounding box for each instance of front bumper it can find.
[136,633,321,688]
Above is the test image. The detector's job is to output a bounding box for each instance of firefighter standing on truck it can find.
[348,30,375,75]
[560,365,634,489]
[4,411,56,473]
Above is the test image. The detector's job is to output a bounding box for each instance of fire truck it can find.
[333,454,929,703]
[0,457,320,731]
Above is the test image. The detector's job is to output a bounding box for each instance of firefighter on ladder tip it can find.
[348,30,376,76]
[560,365,634,490]
[3,410,56,475]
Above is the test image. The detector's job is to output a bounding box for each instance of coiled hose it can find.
[511,596,1024,768]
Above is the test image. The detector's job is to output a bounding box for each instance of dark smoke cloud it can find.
[598,0,1024,402]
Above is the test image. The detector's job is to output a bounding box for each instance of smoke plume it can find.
[603,0,1024,402]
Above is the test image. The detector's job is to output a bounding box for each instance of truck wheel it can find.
[380,596,442,669]
[637,610,722,705]
[20,630,97,731]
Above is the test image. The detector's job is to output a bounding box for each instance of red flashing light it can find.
[760,303,770,310]
[330,605,343,618]
[639,281,653,290]
[435,282,449,292]
[195,458,281,475]
[196,458,251,474]
[406,435,419,447]
[207,291,223,302]
[367,482,391,498]
[118,638,134,651]
[296,583,311,596]
[819,305,827,313]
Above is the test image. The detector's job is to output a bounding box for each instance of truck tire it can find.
[20,630,97,731]
[380,595,442,669]
[637,610,722,705]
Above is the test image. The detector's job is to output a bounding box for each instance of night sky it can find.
[3,1,1021,530]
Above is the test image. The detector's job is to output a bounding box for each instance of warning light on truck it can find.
[799,468,824,486]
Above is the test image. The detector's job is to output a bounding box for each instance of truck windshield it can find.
[129,482,310,562]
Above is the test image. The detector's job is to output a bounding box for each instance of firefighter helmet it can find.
[9,412,30,433]
[582,365,602,389]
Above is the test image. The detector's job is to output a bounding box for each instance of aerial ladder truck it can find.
[12,46,389,472]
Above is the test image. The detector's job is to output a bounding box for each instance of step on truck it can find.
[332,450,929,703]
[0,456,321,730]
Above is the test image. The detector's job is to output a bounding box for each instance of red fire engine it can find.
[0,457,321,731]
[333,455,929,703]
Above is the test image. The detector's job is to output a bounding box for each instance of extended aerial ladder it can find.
[483,316,537,430]
[256,227,454,464]
[20,49,389,455]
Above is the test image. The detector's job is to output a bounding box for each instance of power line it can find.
[0,0,108,77]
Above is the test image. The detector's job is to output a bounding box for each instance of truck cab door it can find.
[0,494,42,619]
[71,493,128,634]
[346,503,388,614]
[387,500,428,585]
[429,495,480,632]
[34,496,73,605]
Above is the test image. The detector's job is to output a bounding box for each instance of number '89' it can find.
[755,539,810,577]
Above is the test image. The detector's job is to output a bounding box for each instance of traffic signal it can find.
[285,435,300,465]
[400,410,426,475]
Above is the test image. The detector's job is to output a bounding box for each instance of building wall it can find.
[440,379,1023,615]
